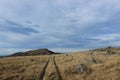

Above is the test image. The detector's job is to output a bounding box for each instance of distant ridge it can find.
[8,48,61,57]
[92,46,119,51]
[1,47,120,58]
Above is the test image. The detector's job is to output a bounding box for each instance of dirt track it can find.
[39,58,50,80]
[39,56,63,80]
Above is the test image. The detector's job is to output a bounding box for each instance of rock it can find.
[76,64,86,73]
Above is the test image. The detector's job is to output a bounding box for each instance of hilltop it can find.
[9,48,60,57]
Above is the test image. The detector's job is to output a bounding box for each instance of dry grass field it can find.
[0,49,120,80]
[0,56,49,80]
[55,52,120,80]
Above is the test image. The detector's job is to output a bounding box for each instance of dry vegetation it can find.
[0,56,49,80]
[55,52,120,80]
[0,49,120,80]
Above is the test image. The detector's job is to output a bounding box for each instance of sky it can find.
[0,0,120,55]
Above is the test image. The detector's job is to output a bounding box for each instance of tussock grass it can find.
[0,50,120,80]
[55,52,120,80]
[0,56,49,80]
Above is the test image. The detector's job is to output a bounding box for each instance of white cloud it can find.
[66,0,120,27]
[0,32,29,42]
[0,0,120,54]
[50,48,87,53]
[89,33,120,41]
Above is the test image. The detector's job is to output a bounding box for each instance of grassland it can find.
[0,56,49,80]
[0,49,120,80]
[55,51,120,80]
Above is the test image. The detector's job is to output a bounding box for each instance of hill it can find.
[9,48,60,57]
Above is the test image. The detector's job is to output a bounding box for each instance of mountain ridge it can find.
[8,48,61,57]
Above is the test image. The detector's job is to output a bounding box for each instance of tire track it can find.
[53,56,63,80]
[39,58,50,80]
[39,56,63,80]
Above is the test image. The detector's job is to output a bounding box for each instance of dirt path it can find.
[53,56,63,80]
[39,56,63,80]
[39,58,50,80]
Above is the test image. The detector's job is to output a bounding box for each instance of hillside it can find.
[9,48,60,57]
[0,47,120,80]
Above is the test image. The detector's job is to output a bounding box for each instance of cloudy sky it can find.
[0,0,120,55]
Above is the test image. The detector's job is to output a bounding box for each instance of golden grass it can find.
[43,57,60,80]
[0,56,49,80]
[0,51,120,80]
[55,52,120,80]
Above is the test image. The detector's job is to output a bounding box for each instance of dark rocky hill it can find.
[9,48,60,57]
